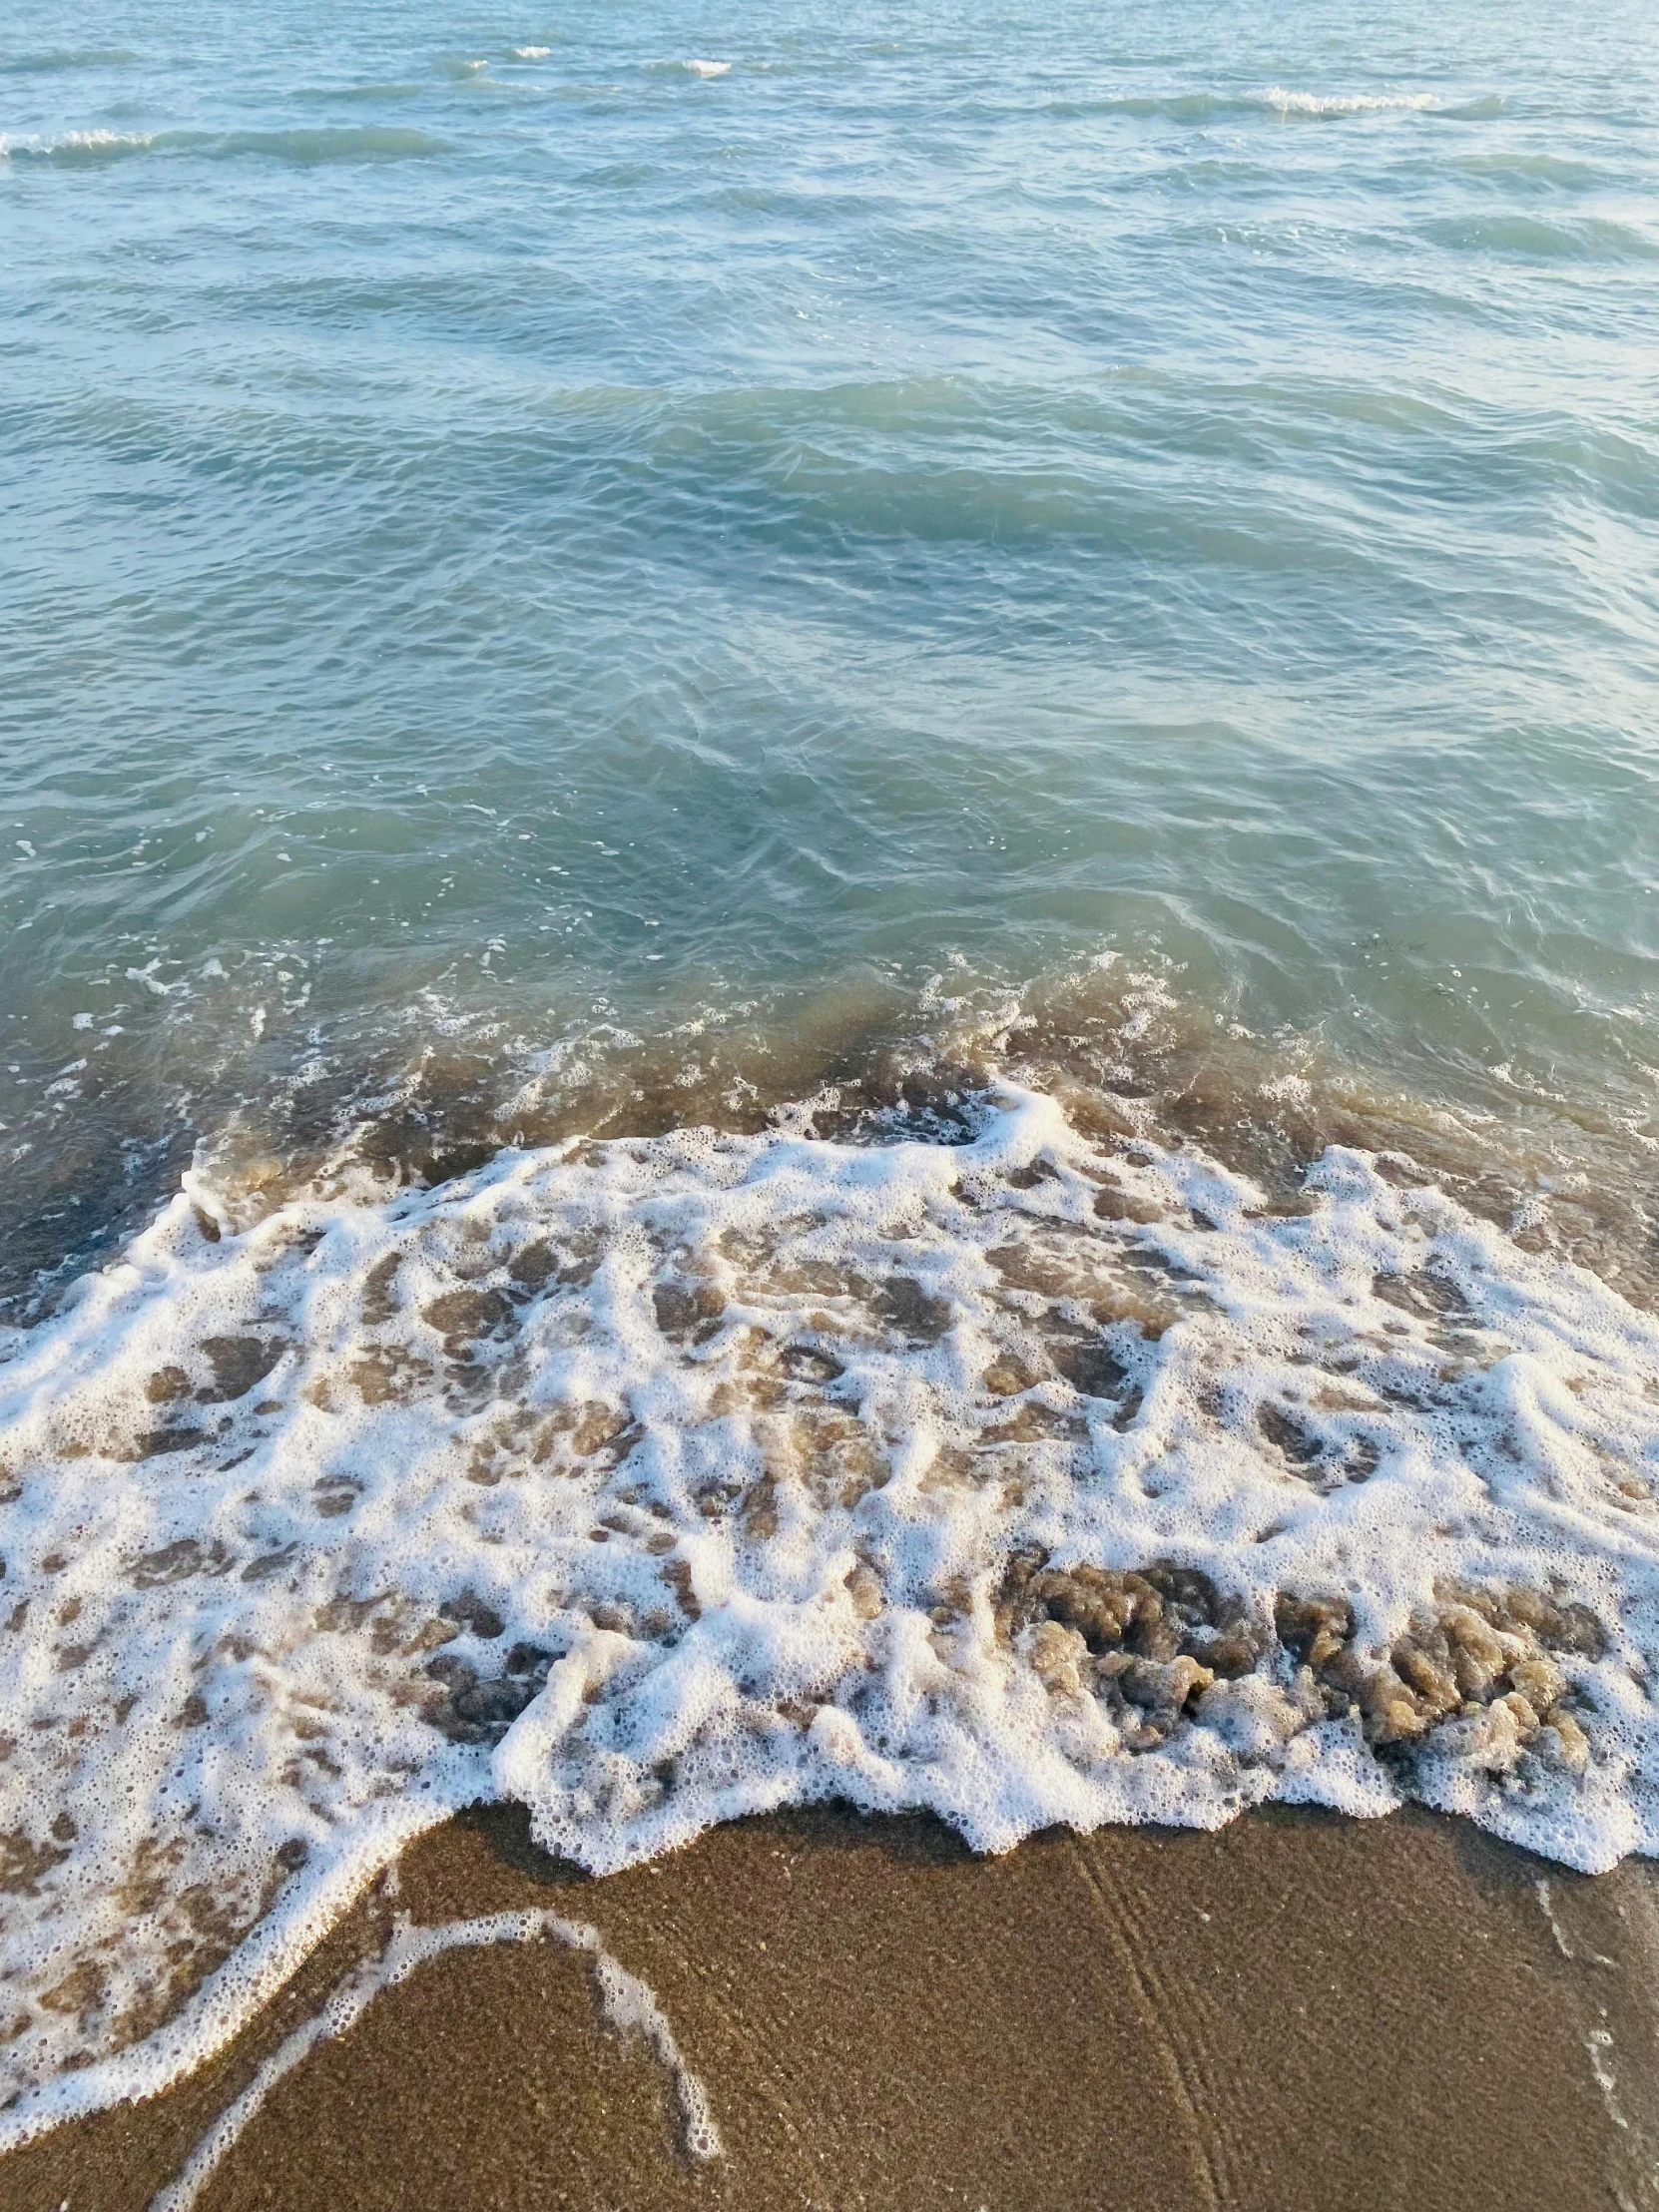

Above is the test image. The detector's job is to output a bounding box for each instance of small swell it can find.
[207,125,452,164]
[0,47,137,74]
[1420,211,1659,260]
[3,125,450,168]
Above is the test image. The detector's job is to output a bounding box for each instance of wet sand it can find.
[6,1801,1658,2212]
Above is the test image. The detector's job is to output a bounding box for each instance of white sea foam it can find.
[680,58,732,78]
[0,128,158,164]
[511,46,553,61]
[1255,86,1440,117]
[2,1082,1658,2141]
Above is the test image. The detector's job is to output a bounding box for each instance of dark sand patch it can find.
[5,1802,1658,2212]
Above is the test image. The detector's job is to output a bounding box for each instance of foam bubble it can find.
[2,1078,1658,2135]
[0,129,158,165]
[1256,86,1440,117]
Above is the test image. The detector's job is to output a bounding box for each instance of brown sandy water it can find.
[13,960,1656,1322]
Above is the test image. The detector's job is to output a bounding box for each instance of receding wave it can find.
[1,971,1658,2145]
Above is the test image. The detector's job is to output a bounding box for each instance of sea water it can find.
[1,0,1657,2138]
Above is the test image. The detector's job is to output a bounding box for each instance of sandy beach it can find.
[6,1800,1656,2212]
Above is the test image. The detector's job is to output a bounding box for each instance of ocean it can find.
[2,0,1657,2146]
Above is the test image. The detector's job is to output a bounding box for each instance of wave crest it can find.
[2,124,450,167]
[1256,86,1440,117]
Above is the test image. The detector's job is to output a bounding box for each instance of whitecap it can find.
[0,127,158,165]
[1256,85,1440,117]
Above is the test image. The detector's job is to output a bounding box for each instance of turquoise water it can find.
[3,0,1658,1303]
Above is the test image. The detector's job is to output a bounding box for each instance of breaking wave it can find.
[1255,86,1440,118]
[2,1026,1659,2143]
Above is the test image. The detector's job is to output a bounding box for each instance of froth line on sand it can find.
[148,1906,720,2212]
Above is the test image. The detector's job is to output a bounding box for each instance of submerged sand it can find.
[5,1801,1658,2212]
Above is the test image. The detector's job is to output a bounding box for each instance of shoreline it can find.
[6,1799,1657,2212]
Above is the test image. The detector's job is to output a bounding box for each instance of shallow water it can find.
[2,0,1658,2137]
[3,0,1658,1303]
